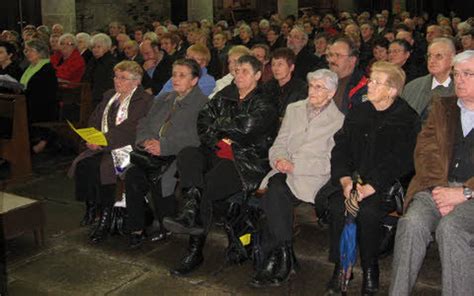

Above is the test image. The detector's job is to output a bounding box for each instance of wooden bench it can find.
[0,192,45,246]
[0,93,32,181]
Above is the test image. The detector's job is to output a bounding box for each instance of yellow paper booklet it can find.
[67,120,108,146]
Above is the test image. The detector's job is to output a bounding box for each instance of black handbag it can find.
[129,150,175,175]
[382,180,405,215]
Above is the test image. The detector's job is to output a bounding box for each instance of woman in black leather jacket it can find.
[163,55,279,276]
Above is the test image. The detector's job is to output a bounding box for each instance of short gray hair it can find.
[429,37,456,54]
[91,33,112,49]
[453,50,474,66]
[59,33,77,46]
[76,32,91,44]
[307,69,338,92]
[25,39,50,59]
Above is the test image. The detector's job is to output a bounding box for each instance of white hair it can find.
[59,33,77,46]
[76,32,91,44]
[453,50,474,66]
[307,69,338,92]
[91,33,112,49]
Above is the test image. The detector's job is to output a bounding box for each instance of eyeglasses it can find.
[452,70,474,80]
[113,76,137,81]
[388,49,404,54]
[326,52,350,59]
[368,78,391,88]
[427,53,449,61]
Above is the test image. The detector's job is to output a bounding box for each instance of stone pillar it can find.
[277,0,298,19]
[41,0,76,33]
[188,0,213,22]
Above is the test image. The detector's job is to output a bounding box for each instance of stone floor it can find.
[2,152,442,295]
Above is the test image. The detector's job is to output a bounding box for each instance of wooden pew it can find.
[0,93,32,181]
[57,81,92,127]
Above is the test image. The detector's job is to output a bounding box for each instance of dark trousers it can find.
[125,165,176,232]
[328,191,392,267]
[261,173,301,249]
[75,153,115,207]
[177,146,242,232]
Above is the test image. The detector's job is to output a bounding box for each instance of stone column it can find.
[41,0,76,33]
[277,0,298,19]
[188,0,213,22]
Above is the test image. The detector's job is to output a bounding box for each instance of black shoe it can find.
[128,232,146,249]
[325,263,343,295]
[170,235,205,276]
[269,242,297,287]
[80,200,97,226]
[362,262,379,295]
[89,207,112,244]
[163,187,204,235]
[249,247,280,288]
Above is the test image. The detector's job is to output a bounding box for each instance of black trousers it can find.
[261,173,301,250]
[177,146,243,232]
[125,165,176,232]
[328,191,393,267]
[74,153,116,207]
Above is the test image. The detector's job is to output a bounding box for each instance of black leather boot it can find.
[269,242,297,286]
[163,187,204,235]
[362,262,379,295]
[80,200,97,226]
[249,248,279,288]
[170,235,205,276]
[89,207,112,244]
[325,263,343,295]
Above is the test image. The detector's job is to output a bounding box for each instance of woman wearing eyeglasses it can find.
[69,61,152,244]
[326,61,421,295]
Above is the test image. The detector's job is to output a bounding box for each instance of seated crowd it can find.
[1,8,474,295]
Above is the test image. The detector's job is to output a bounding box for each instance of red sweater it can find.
[50,49,85,83]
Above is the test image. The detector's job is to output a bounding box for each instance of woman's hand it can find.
[86,143,102,151]
[143,139,161,156]
[274,158,294,174]
[340,176,353,199]
[356,183,376,201]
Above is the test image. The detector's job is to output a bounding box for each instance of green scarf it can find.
[20,59,50,88]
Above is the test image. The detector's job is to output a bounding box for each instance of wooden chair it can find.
[0,93,32,181]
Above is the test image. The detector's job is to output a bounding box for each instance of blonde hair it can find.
[228,45,251,57]
[113,60,144,80]
[187,43,211,65]
[371,61,406,96]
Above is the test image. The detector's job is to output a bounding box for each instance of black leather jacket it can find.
[198,83,279,193]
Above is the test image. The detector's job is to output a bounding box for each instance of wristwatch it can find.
[463,186,473,200]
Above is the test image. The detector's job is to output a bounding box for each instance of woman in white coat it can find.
[251,69,344,288]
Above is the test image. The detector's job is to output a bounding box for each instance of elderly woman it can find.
[50,33,85,83]
[76,32,93,64]
[124,59,208,248]
[251,69,344,287]
[71,61,152,243]
[82,33,117,106]
[388,39,423,83]
[326,61,420,295]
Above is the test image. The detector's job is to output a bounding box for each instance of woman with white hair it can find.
[50,33,85,83]
[76,32,93,64]
[82,33,117,105]
[251,69,345,288]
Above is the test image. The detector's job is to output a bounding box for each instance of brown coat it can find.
[69,86,152,184]
[405,95,474,209]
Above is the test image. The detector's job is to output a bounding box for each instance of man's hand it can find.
[356,183,376,201]
[432,186,465,209]
[143,60,157,71]
[143,139,161,156]
[86,143,102,151]
[274,158,294,174]
[438,205,455,216]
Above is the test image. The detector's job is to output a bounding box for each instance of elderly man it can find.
[426,25,444,44]
[163,55,278,276]
[287,26,319,81]
[326,36,368,114]
[140,39,173,95]
[402,37,456,120]
[50,33,85,83]
[251,69,344,287]
[390,50,474,296]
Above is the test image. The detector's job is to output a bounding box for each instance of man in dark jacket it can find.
[140,40,173,95]
[287,26,319,81]
[263,47,307,117]
[327,37,368,114]
[163,55,279,276]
